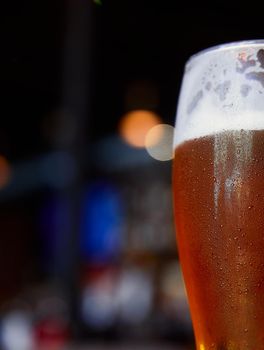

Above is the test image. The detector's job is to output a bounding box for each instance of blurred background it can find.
[0,1,263,349]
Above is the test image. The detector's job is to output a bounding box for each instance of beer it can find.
[173,41,264,349]
[173,130,264,349]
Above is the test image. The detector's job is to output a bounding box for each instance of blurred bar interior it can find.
[0,0,263,349]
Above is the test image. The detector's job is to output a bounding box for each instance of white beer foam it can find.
[174,41,264,148]
[174,104,264,147]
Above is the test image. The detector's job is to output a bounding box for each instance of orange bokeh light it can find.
[119,110,161,148]
[0,155,11,189]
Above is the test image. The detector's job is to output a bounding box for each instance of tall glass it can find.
[173,41,264,349]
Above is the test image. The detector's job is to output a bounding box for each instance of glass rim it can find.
[187,39,264,65]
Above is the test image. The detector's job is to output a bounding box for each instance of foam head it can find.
[174,41,264,148]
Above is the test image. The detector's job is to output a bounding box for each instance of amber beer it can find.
[173,41,264,349]
[173,130,264,348]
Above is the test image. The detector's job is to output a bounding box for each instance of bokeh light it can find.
[145,124,175,161]
[0,155,11,189]
[119,110,161,148]
[0,311,34,350]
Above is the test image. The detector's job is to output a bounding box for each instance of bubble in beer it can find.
[145,124,174,161]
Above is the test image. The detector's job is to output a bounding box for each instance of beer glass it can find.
[173,41,264,349]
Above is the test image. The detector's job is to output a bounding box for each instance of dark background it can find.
[2,0,263,153]
[0,1,263,349]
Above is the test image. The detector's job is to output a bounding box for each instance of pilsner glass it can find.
[173,41,264,349]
